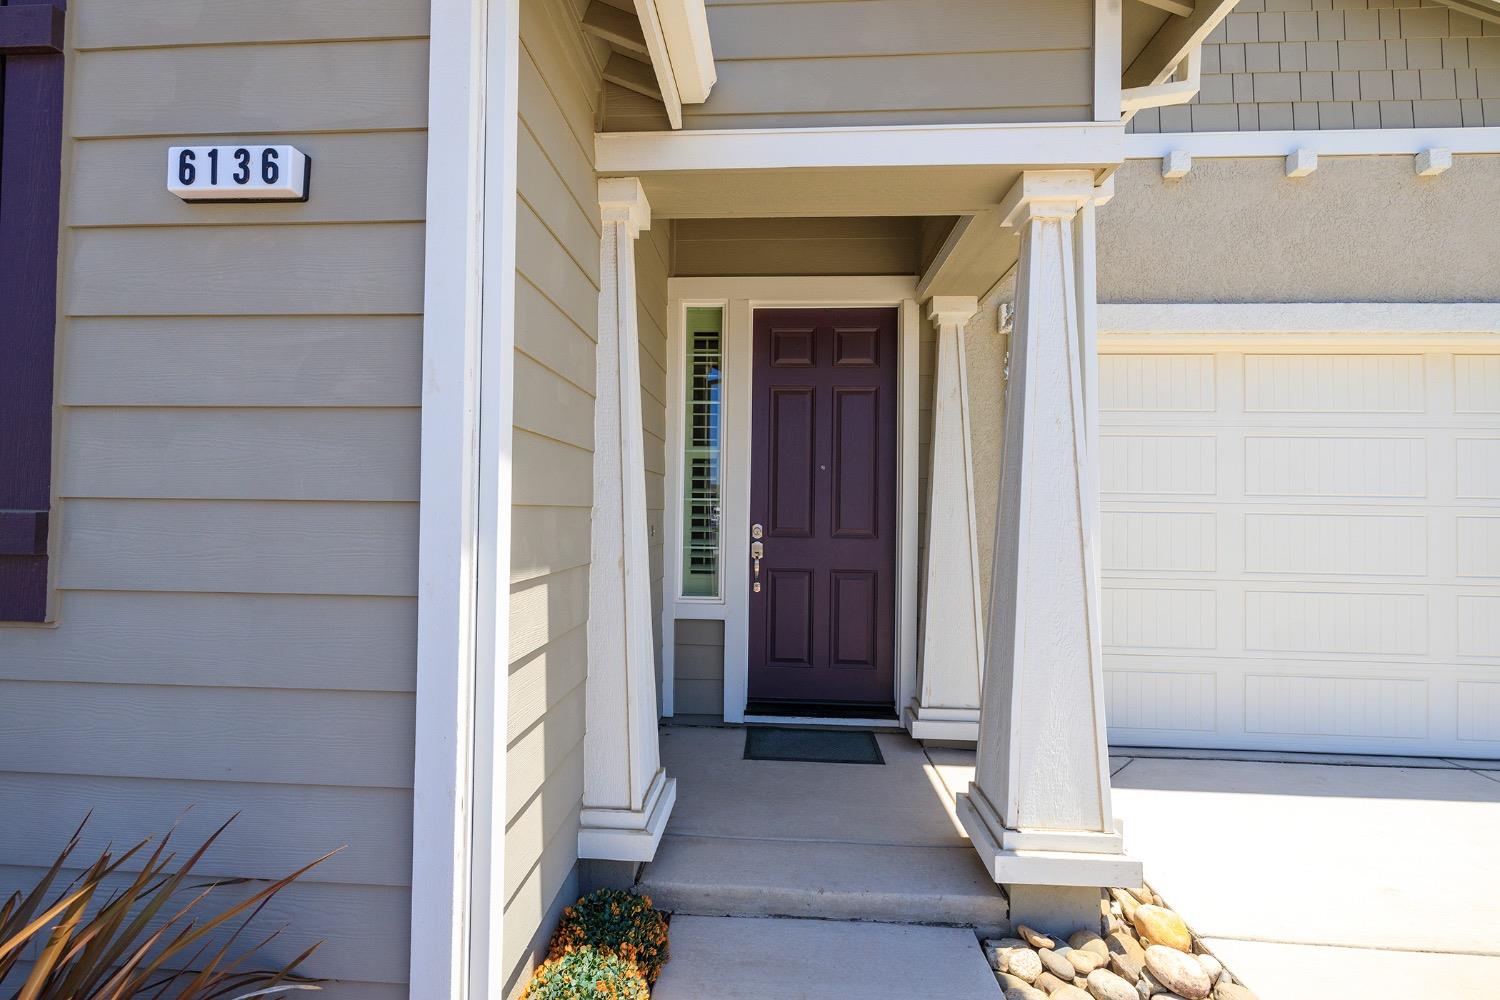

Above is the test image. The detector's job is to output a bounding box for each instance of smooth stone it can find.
[1086,969,1138,1000]
[1036,972,1068,994]
[1007,948,1044,983]
[1006,988,1048,1000]
[1019,924,1057,949]
[1213,986,1258,1000]
[1109,952,1144,984]
[1132,906,1193,953]
[1127,886,1154,906]
[1040,949,1076,982]
[1137,969,1164,999]
[1106,932,1146,963]
[1052,987,1091,1000]
[1195,953,1223,983]
[1144,946,1211,1000]
[1070,931,1111,959]
[984,943,1005,971]
[1068,951,1105,975]
[997,972,1031,992]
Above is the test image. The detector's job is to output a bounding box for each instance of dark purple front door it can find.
[748,308,898,708]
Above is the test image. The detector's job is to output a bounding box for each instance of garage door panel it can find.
[1244,355,1426,413]
[1454,355,1500,412]
[1244,675,1428,741]
[1244,435,1427,498]
[1455,439,1500,498]
[1244,590,1428,657]
[1456,517,1500,577]
[1102,349,1500,757]
[1457,596,1500,657]
[1457,682,1500,742]
[1102,586,1216,650]
[1101,434,1216,495]
[1244,513,1427,577]
[1102,510,1217,572]
[1104,670,1217,733]
[1101,354,1215,411]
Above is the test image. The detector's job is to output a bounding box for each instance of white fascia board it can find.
[1100,302,1500,345]
[597,121,1125,174]
[1125,126,1500,159]
[655,0,716,104]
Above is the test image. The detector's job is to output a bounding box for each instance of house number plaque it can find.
[167,144,310,202]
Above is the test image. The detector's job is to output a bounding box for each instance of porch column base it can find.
[578,769,678,863]
[905,703,980,743]
[956,790,1141,890]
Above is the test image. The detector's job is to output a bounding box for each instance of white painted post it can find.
[957,171,1141,893]
[909,295,985,743]
[579,178,677,862]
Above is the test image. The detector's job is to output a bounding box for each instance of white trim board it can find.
[1125,126,1500,160]
[663,276,921,725]
[409,0,518,995]
[597,121,1124,174]
[1100,302,1500,348]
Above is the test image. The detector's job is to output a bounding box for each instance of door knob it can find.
[751,540,764,592]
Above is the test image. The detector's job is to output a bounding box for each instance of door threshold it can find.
[743,714,906,731]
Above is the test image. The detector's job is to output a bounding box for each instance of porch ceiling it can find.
[627,164,1033,220]
[596,121,1123,220]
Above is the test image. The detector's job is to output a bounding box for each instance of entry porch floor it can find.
[641,722,1009,931]
[644,724,1500,1000]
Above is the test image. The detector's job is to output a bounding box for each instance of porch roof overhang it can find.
[594,121,1124,219]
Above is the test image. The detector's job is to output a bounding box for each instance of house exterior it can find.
[0,0,1497,996]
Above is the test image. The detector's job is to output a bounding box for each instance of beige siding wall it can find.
[604,0,1095,131]
[504,0,602,994]
[1131,0,1500,133]
[1098,154,1500,303]
[505,4,668,990]
[674,619,727,716]
[0,2,427,996]
[673,218,923,277]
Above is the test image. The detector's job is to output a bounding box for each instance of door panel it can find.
[748,308,898,707]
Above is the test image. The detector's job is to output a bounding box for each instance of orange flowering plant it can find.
[546,889,669,986]
[521,946,649,1000]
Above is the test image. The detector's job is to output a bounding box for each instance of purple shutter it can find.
[0,0,66,621]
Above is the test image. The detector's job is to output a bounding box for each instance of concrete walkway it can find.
[1107,749,1500,1000]
[652,916,1002,1000]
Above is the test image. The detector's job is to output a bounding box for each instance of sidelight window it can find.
[680,307,724,599]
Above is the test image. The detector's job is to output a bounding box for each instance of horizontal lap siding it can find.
[608,0,1094,130]
[0,2,427,993]
[504,0,603,994]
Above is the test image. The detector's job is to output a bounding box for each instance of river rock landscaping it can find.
[983,884,1257,1000]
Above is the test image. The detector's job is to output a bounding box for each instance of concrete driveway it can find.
[1109,750,1500,999]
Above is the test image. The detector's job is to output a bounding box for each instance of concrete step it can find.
[653,915,1002,999]
[639,833,1008,932]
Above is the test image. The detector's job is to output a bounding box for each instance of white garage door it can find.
[1099,350,1500,757]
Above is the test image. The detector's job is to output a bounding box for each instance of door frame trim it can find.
[664,276,921,723]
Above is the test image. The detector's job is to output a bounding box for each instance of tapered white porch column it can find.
[579,178,676,862]
[956,171,1140,890]
[909,296,985,743]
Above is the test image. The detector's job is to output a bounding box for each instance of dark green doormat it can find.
[743,727,885,765]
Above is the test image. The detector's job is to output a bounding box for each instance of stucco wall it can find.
[1098,153,1500,303]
